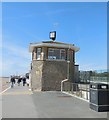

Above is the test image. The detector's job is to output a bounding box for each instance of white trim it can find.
[29,43,80,52]
[46,59,66,61]
[0,86,11,94]
[61,79,69,92]
[90,102,109,107]
[62,91,89,103]
[90,88,109,91]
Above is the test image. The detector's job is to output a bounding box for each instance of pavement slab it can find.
[1,85,107,118]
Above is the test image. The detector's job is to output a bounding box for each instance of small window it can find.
[60,49,66,60]
[48,48,66,60]
[37,48,41,60]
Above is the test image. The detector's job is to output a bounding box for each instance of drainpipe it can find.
[61,79,68,92]
[67,45,70,81]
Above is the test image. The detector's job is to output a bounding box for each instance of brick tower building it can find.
[29,41,80,91]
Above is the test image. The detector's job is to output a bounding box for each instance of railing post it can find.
[80,84,82,98]
[61,79,68,92]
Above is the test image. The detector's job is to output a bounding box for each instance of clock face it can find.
[50,32,55,38]
[50,31,56,40]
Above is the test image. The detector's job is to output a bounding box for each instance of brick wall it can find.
[31,60,75,91]
[31,60,43,91]
[42,60,67,91]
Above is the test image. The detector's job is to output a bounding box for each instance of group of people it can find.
[10,75,29,88]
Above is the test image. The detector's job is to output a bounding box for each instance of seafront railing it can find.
[79,69,109,83]
[62,81,90,101]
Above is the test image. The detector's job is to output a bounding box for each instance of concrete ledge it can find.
[62,91,89,103]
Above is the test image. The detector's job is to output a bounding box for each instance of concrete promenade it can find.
[0,77,10,92]
[1,84,107,118]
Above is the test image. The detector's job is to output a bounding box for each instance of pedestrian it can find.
[22,77,26,86]
[17,77,22,86]
[26,77,30,87]
[10,76,15,88]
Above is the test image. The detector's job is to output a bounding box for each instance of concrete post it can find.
[33,48,37,60]
[67,48,70,81]
[41,47,47,60]
[34,51,36,60]
[40,52,44,60]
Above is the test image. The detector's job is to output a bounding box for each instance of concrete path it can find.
[2,84,107,118]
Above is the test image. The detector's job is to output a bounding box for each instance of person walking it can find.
[17,77,22,86]
[22,77,26,86]
[10,76,15,88]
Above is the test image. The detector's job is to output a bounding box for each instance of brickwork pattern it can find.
[31,60,43,91]
[31,60,75,91]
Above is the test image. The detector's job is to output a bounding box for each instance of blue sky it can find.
[2,2,107,76]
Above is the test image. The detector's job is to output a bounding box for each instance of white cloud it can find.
[2,58,30,76]
[3,42,30,59]
[2,42,31,76]
[78,63,107,71]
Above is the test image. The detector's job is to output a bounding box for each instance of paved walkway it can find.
[0,77,10,91]
[2,85,107,118]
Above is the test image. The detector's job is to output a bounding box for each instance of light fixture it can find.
[49,31,56,41]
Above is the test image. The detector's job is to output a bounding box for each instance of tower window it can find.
[37,48,41,60]
[48,48,66,60]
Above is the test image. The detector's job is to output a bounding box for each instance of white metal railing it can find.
[61,79,68,92]
[62,82,90,101]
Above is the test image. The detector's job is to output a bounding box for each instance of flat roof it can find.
[29,41,80,52]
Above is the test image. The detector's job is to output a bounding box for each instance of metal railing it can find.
[62,81,90,101]
[79,69,109,83]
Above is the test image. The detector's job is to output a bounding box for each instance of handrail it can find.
[61,79,68,92]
